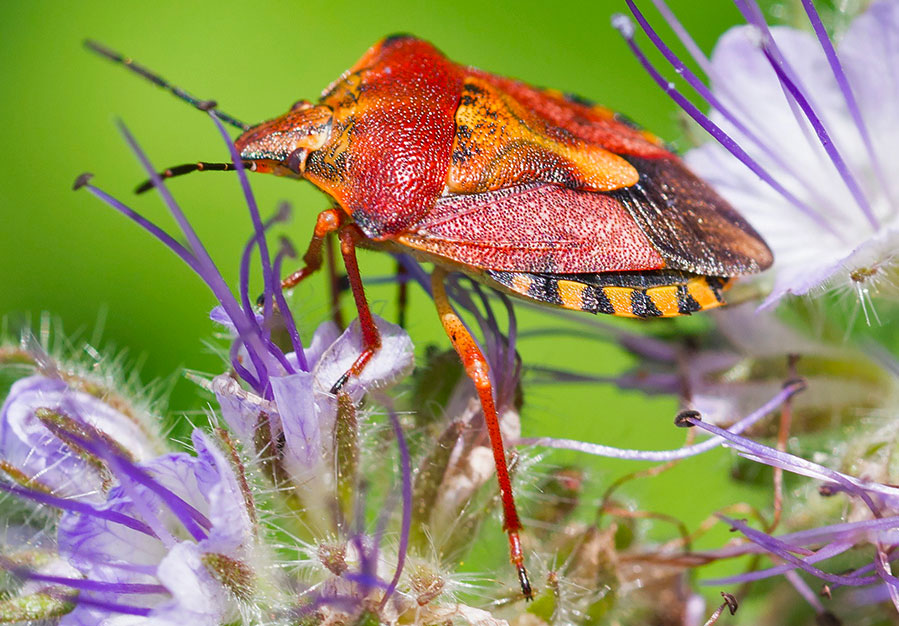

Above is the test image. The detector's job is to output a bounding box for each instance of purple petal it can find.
[270,372,322,476]
[313,316,414,403]
[212,374,275,444]
[190,431,254,556]
[0,375,158,499]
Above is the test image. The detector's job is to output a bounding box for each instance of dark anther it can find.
[674,409,701,428]
[815,611,843,626]
[720,592,738,615]
[728,519,747,532]
[783,377,807,393]
[519,567,533,601]
[73,172,94,190]
[336,274,350,293]
[818,484,837,497]
[330,371,350,395]
[196,99,218,111]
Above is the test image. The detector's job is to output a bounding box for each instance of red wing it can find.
[399,183,666,273]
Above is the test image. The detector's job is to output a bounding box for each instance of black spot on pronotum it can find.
[73,172,94,190]
[674,409,701,428]
[720,592,738,616]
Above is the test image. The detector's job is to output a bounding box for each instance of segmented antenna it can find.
[84,40,251,132]
[135,161,259,194]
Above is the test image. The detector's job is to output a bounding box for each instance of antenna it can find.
[135,161,259,194]
[85,40,251,132]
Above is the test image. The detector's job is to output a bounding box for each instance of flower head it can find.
[616,0,899,315]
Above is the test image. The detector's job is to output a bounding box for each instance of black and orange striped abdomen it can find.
[486,269,732,318]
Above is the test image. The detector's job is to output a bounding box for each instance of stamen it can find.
[650,0,712,75]
[734,0,879,229]
[800,0,890,201]
[234,210,297,376]
[272,237,308,370]
[704,541,856,585]
[51,593,153,617]
[687,418,899,506]
[76,181,200,275]
[758,44,879,230]
[115,121,273,393]
[722,516,883,586]
[208,112,295,362]
[56,427,213,540]
[380,406,412,609]
[626,0,833,217]
[7,565,167,595]
[520,382,799,461]
[0,480,155,536]
[612,14,843,239]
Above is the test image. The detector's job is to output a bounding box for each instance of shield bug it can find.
[87,36,772,600]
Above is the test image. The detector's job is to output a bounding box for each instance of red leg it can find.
[430,268,532,600]
[329,225,381,394]
[280,208,342,290]
[324,233,346,328]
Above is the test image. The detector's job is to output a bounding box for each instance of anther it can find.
[73,172,94,191]
[674,409,701,427]
[720,592,738,615]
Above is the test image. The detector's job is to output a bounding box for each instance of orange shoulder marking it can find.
[447,77,639,194]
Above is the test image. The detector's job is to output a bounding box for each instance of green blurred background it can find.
[2,0,799,616]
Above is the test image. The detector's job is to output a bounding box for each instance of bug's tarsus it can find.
[84,39,251,132]
[134,161,257,194]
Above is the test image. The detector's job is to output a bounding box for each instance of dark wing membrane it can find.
[610,156,773,277]
[487,268,731,318]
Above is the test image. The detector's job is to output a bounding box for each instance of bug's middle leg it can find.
[328,224,382,394]
[430,267,533,601]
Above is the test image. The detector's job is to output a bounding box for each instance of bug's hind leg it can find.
[430,268,533,601]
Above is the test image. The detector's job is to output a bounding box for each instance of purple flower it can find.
[53,429,256,625]
[0,374,161,500]
[616,1,899,314]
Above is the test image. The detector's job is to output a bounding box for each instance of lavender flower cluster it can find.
[2,1,898,624]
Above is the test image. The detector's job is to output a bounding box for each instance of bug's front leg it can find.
[329,224,381,394]
[280,208,343,291]
[430,268,533,601]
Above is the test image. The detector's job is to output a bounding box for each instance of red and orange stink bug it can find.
[87,35,772,600]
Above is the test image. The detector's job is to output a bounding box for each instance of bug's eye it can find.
[291,99,313,112]
[285,147,309,174]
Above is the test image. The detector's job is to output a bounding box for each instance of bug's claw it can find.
[518,565,533,601]
[329,371,350,395]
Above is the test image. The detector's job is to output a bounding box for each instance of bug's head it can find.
[133,101,334,194]
[234,101,334,178]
